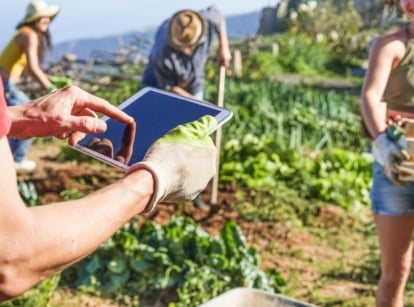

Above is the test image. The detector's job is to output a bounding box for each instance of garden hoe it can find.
[210,65,226,205]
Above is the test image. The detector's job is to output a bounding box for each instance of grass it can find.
[8,57,414,306]
[235,184,414,306]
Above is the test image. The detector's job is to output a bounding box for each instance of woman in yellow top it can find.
[0,0,59,171]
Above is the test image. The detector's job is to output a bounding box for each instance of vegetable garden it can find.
[5,1,414,306]
[8,75,383,307]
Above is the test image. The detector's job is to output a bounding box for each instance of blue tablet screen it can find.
[76,87,231,168]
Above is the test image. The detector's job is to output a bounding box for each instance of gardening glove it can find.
[372,132,412,184]
[126,115,217,213]
[49,76,72,89]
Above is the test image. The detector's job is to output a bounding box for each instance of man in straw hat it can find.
[141,4,231,208]
[142,4,231,99]
[0,0,61,172]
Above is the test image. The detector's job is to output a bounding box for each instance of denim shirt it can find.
[141,5,222,95]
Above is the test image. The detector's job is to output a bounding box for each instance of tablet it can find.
[72,87,233,170]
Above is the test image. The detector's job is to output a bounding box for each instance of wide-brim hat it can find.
[17,0,60,28]
[168,9,206,50]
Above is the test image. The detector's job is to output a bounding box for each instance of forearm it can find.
[361,94,387,139]
[27,66,52,90]
[0,170,153,298]
[218,17,230,50]
[216,17,231,68]
[169,86,193,98]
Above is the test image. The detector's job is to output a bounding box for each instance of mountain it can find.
[46,10,262,63]
[226,11,262,39]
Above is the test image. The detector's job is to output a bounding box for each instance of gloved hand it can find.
[372,132,412,184]
[49,76,72,89]
[126,115,217,213]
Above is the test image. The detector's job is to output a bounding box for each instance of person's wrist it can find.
[219,43,230,54]
[123,167,156,214]
[7,105,32,139]
[125,163,162,213]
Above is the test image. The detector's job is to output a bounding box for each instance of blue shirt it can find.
[141,5,222,95]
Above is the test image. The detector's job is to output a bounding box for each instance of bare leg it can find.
[374,214,414,307]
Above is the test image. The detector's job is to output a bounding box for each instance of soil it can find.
[18,141,375,306]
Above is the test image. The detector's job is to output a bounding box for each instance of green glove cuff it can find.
[47,85,58,93]
[49,76,72,88]
[155,115,217,148]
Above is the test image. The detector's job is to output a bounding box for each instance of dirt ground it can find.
[18,141,376,306]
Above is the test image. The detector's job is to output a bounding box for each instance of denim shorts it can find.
[370,162,414,215]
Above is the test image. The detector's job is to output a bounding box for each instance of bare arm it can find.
[0,137,153,300]
[204,4,231,68]
[360,34,401,139]
[16,29,53,90]
[216,15,231,68]
[0,86,215,300]
[168,85,193,98]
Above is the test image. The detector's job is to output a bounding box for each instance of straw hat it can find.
[17,0,60,28]
[168,9,206,50]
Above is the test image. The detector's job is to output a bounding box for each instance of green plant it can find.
[287,0,377,68]
[206,79,372,210]
[273,33,334,76]
[18,180,41,207]
[0,274,60,307]
[60,216,286,307]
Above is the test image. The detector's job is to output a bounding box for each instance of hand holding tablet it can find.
[72,87,233,170]
[127,115,218,212]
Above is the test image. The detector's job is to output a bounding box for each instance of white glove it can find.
[372,132,411,184]
[126,115,217,213]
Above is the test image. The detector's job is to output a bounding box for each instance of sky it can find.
[0,1,279,49]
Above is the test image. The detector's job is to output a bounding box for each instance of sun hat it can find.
[17,0,60,28]
[168,9,206,50]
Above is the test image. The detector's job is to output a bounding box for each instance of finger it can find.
[63,86,134,125]
[393,176,411,186]
[72,106,97,118]
[388,171,406,185]
[65,117,107,146]
[396,164,414,176]
[68,131,85,146]
[66,109,100,146]
[393,150,409,162]
[60,85,134,124]
[401,149,411,161]
[115,122,136,163]
[55,132,68,139]
[65,116,107,135]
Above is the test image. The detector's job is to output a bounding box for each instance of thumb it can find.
[401,149,411,161]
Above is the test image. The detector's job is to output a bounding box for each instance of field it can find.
[16,134,414,306]
[7,73,413,307]
[21,140,376,306]
[6,4,414,304]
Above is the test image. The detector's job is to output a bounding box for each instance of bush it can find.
[287,0,377,67]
